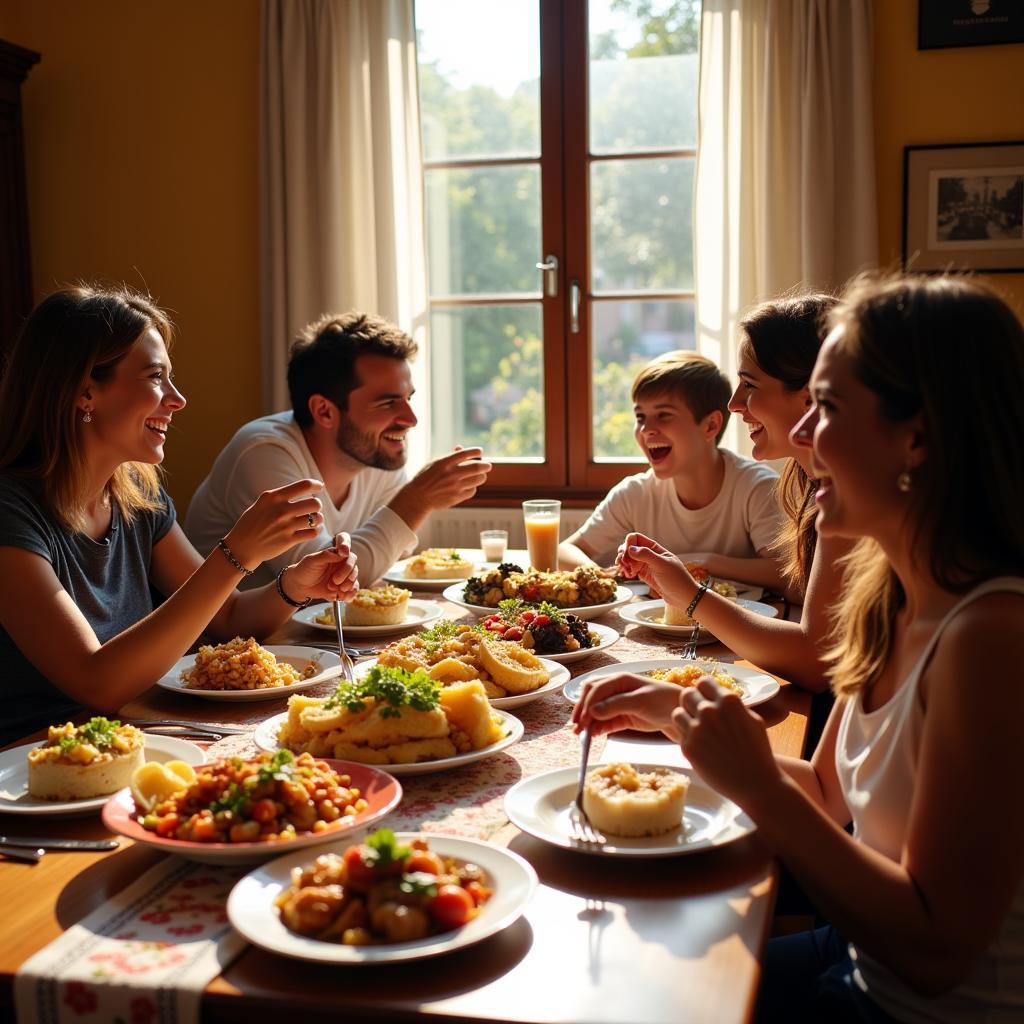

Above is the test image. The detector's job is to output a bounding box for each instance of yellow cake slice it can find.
[27,718,145,801]
[315,585,411,627]
[581,762,689,837]
[404,548,475,580]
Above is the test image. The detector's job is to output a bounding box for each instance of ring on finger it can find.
[306,512,316,529]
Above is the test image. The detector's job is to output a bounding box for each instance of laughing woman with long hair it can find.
[617,294,851,692]
[577,274,1024,1021]
[0,285,358,745]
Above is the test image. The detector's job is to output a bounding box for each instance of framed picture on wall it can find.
[918,1,1024,50]
[903,142,1024,274]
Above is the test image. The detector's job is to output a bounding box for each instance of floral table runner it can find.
[14,858,247,1024]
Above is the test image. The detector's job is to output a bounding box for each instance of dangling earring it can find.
[897,469,912,493]
[82,409,92,423]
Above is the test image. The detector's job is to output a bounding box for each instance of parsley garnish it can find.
[324,666,441,719]
[364,827,411,867]
[417,618,461,654]
[535,601,566,625]
[497,598,526,623]
[58,716,121,753]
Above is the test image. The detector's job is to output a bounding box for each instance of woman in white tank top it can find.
[577,274,1024,1022]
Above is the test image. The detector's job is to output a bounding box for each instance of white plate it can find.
[154,646,342,702]
[381,549,483,591]
[532,621,620,664]
[252,709,524,776]
[292,600,444,638]
[442,584,634,623]
[227,832,538,963]
[562,658,781,709]
[355,656,570,710]
[0,734,205,817]
[504,765,755,857]
[719,579,764,601]
[618,598,779,642]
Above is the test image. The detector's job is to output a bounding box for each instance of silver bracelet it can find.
[275,566,312,609]
[217,538,254,576]
[685,576,710,618]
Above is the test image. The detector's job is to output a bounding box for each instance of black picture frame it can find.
[903,141,1024,274]
[918,1,1024,50]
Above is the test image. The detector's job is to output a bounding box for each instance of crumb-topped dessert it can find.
[582,762,689,837]
[28,717,145,800]
[404,548,475,580]
[316,586,411,627]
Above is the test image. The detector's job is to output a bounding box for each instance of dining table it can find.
[0,575,811,1024]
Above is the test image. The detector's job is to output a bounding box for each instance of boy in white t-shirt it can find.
[558,351,784,590]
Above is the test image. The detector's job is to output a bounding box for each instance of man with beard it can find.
[185,312,491,588]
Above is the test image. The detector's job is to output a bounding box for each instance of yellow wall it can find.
[1,2,1022,510]
[0,1,262,512]
[873,3,1024,317]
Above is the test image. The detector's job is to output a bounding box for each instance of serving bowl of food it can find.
[253,665,524,774]
[227,827,538,963]
[102,750,402,864]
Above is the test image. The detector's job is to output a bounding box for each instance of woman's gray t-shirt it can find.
[0,474,176,745]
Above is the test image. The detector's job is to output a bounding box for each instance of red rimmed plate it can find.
[102,759,402,864]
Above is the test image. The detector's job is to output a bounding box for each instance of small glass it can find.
[480,529,508,562]
[522,499,561,572]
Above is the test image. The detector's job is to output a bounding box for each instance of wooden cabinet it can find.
[0,39,40,356]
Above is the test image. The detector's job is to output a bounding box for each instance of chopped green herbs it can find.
[57,716,121,753]
[417,618,462,654]
[365,827,411,867]
[325,666,441,719]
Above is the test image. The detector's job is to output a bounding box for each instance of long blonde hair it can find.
[0,284,171,532]
[826,274,1024,695]
[738,294,837,592]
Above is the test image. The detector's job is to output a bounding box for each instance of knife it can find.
[0,836,120,851]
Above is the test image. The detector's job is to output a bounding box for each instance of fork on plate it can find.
[567,727,606,848]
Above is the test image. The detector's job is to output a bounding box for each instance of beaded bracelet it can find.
[685,576,711,619]
[275,566,312,609]
[217,538,254,576]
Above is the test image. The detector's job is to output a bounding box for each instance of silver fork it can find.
[567,727,605,848]
[332,599,356,684]
[680,619,702,660]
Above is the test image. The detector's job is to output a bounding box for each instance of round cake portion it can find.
[342,585,412,626]
[581,762,689,837]
[27,719,145,801]
[404,548,475,580]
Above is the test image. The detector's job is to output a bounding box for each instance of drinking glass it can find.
[522,499,561,571]
[480,529,508,562]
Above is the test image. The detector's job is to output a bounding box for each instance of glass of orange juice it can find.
[522,499,561,571]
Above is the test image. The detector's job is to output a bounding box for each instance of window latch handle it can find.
[570,280,581,334]
[536,255,559,297]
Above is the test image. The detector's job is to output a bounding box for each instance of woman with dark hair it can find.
[579,274,1024,1021]
[0,284,359,745]
[615,293,849,690]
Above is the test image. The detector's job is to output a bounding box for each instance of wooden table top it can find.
[0,589,810,1024]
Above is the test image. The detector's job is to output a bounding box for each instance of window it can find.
[416,0,699,500]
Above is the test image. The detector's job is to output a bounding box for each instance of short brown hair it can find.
[631,350,731,442]
[288,312,417,428]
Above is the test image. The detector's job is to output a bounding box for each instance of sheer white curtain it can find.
[260,0,429,463]
[695,0,877,452]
